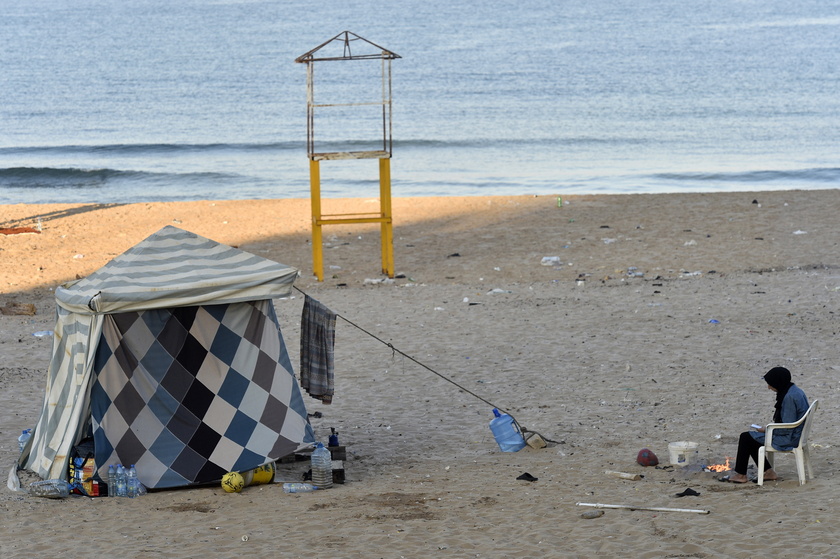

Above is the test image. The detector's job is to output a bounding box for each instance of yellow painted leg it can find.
[310,159,324,281]
[379,158,394,277]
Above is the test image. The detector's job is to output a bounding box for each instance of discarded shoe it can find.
[718,475,748,484]
[675,488,701,498]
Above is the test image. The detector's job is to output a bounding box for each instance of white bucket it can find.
[668,441,699,467]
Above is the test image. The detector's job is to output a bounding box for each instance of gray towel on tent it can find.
[300,295,336,404]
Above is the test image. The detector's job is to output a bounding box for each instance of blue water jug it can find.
[489,408,526,452]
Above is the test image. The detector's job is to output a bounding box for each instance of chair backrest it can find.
[797,399,819,450]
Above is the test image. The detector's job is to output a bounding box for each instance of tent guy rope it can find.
[293,286,561,445]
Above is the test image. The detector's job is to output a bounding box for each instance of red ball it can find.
[637,448,659,467]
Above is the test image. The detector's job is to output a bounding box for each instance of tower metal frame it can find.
[295,31,400,281]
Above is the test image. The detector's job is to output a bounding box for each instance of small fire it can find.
[704,457,731,472]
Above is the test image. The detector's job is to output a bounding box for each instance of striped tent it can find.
[20,226,315,488]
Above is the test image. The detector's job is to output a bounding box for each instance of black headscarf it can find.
[763,366,793,422]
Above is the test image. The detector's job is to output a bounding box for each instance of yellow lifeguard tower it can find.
[295,31,400,281]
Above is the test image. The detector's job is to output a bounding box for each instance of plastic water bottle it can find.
[310,442,333,489]
[127,465,140,498]
[29,479,71,499]
[17,429,32,454]
[489,408,526,452]
[72,457,85,490]
[115,464,127,497]
[108,465,116,497]
[283,482,317,493]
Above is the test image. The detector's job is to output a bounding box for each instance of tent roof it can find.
[56,226,298,314]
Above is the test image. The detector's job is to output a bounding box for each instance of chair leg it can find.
[757,447,766,486]
[794,449,807,485]
[804,447,814,480]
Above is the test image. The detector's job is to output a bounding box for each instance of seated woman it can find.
[723,366,809,483]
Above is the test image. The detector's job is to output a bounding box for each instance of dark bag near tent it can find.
[69,438,105,496]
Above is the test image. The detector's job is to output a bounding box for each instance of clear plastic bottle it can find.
[310,442,333,489]
[126,465,139,498]
[283,482,316,493]
[72,457,84,489]
[115,464,127,497]
[29,479,70,499]
[17,429,32,454]
[108,464,116,497]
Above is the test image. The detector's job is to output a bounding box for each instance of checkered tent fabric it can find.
[19,226,312,485]
[91,300,313,488]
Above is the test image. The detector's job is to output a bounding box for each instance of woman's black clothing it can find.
[764,366,793,423]
[735,431,772,475]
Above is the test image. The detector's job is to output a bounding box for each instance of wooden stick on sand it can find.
[604,470,642,481]
[577,502,710,515]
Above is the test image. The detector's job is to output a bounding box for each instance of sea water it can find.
[1,0,838,204]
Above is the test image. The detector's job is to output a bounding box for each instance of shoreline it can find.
[2,189,838,298]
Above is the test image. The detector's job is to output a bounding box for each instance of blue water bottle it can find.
[127,465,139,498]
[115,464,127,497]
[489,409,526,452]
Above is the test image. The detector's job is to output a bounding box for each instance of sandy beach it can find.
[2,189,839,558]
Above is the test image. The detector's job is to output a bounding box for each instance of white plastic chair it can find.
[757,399,819,486]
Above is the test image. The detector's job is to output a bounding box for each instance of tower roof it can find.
[295,31,400,63]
